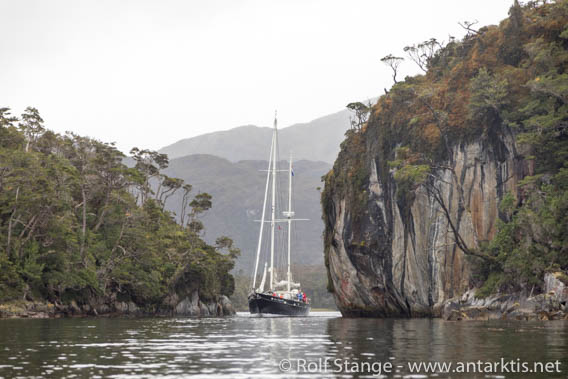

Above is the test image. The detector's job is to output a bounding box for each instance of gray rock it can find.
[199,302,210,317]
[325,132,524,317]
[206,302,218,316]
[127,301,139,314]
[219,296,235,316]
[174,290,201,316]
[114,301,127,313]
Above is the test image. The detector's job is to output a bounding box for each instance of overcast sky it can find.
[1,0,512,153]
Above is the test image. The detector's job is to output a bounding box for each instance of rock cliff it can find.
[323,129,526,316]
[321,0,568,318]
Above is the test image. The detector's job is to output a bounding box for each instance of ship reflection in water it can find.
[0,312,566,378]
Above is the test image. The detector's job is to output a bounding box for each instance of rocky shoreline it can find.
[441,273,568,321]
[0,291,235,319]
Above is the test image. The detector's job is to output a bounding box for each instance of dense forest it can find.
[0,109,238,313]
[323,0,568,298]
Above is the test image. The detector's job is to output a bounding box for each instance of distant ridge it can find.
[159,109,351,164]
[162,154,330,271]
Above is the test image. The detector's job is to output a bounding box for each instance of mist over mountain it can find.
[159,109,351,163]
[162,154,330,272]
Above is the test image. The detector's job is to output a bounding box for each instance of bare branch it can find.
[458,20,479,36]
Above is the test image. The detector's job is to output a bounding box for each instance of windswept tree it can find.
[403,38,443,73]
[90,141,128,232]
[179,183,193,227]
[156,175,183,210]
[129,147,169,204]
[381,54,404,84]
[188,192,213,234]
[458,20,480,36]
[346,101,370,131]
[215,236,241,260]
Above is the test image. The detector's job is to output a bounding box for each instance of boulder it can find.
[219,296,235,316]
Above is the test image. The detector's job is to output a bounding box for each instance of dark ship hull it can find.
[248,292,310,316]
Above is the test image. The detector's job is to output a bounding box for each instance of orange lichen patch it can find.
[423,123,441,145]
[470,186,484,240]
[485,187,499,240]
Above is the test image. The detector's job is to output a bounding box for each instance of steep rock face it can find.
[324,132,527,317]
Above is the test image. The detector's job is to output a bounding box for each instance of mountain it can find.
[162,154,330,272]
[159,109,351,163]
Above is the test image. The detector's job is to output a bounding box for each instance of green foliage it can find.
[0,255,24,302]
[0,109,238,309]
[475,180,568,297]
[346,102,370,130]
[468,68,509,130]
[499,0,525,66]
[392,162,430,206]
[476,272,503,299]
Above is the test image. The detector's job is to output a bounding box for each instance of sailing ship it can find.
[248,113,311,316]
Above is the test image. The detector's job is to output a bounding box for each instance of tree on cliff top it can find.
[346,101,370,131]
[381,54,404,84]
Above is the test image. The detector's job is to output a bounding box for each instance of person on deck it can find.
[302,292,306,303]
[297,291,302,302]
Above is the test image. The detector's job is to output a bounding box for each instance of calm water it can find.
[0,312,567,378]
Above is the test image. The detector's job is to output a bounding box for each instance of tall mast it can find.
[286,152,294,293]
[269,112,277,290]
[251,130,274,290]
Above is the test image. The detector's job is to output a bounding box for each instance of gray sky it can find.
[1,0,512,153]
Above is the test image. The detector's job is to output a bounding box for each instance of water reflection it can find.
[326,318,568,378]
[0,313,566,378]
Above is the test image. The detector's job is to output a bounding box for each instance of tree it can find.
[346,102,370,130]
[129,148,169,204]
[63,132,98,266]
[215,236,241,260]
[458,20,479,36]
[188,192,213,234]
[403,38,443,72]
[6,107,46,258]
[499,0,525,66]
[179,183,193,227]
[91,141,128,232]
[0,108,17,128]
[381,54,404,84]
[18,107,45,152]
[154,175,181,210]
[468,68,508,132]
[0,106,240,307]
